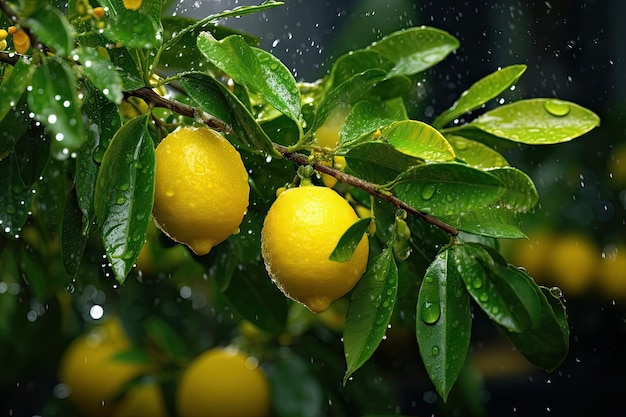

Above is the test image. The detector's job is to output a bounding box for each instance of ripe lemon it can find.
[547,232,597,297]
[176,347,271,417]
[153,126,249,255]
[261,185,369,313]
[58,319,152,417]
[598,244,626,299]
[111,381,167,417]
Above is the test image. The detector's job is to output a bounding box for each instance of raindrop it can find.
[420,300,441,324]
[421,184,436,200]
[549,286,563,298]
[543,99,570,117]
[479,292,490,302]
[431,345,440,356]
[472,276,484,289]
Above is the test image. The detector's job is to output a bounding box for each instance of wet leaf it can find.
[0,152,35,239]
[392,163,505,217]
[197,33,301,123]
[94,115,155,283]
[102,0,163,49]
[339,98,408,146]
[73,46,124,104]
[0,99,31,155]
[343,248,398,383]
[14,122,49,187]
[26,5,75,56]
[27,59,86,158]
[330,217,371,262]
[486,166,539,212]
[445,206,526,239]
[61,188,89,277]
[384,120,456,161]
[344,142,421,184]
[0,58,36,122]
[179,72,234,125]
[328,49,393,89]
[367,26,460,78]
[433,64,527,128]
[465,98,600,144]
[415,247,471,401]
[446,135,509,169]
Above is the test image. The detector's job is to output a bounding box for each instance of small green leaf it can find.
[95,115,155,283]
[179,72,235,125]
[486,166,539,212]
[344,142,421,184]
[61,188,89,277]
[367,26,460,78]
[73,46,124,104]
[330,217,371,262]
[392,163,505,217]
[14,122,49,187]
[0,59,36,122]
[416,247,471,401]
[0,152,35,239]
[339,98,408,146]
[27,59,85,158]
[433,65,527,129]
[26,5,75,56]
[328,49,393,89]
[446,135,509,169]
[197,33,301,123]
[446,206,526,239]
[104,7,162,49]
[465,98,600,144]
[144,316,189,362]
[384,120,456,161]
[343,248,398,383]
[502,286,569,371]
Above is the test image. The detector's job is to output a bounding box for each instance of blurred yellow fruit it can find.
[58,320,152,417]
[176,347,270,417]
[547,232,597,297]
[508,231,554,282]
[111,382,167,417]
[261,185,369,313]
[152,127,249,255]
[12,29,30,54]
[123,0,142,10]
[598,244,626,299]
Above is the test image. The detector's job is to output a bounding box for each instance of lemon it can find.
[58,320,152,417]
[547,232,597,297]
[152,126,249,255]
[111,382,167,417]
[598,244,626,299]
[176,347,271,417]
[261,185,369,313]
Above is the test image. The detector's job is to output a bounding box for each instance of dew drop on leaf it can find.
[543,99,570,117]
[420,300,441,324]
[421,184,436,200]
[431,345,440,356]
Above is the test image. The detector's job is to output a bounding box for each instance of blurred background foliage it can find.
[1,0,625,416]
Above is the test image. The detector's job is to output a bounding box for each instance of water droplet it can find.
[116,196,126,204]
[421,184,436,200]
[544,99,570,117]
[490,305,500,314]
[431,346,440,356]
[472,277,483,289]
[479,292,489,302]
[549,286,563,298]
[420,300,441,324]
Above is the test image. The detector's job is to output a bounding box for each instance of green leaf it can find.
[73,46,124,104]
[61,188,89,277]
[0,99,31,155]
[339,98,408,146]
[384,120,456,161]
[446,135,509,169]
[486,166,539,212]
[445,206,526,239]
[102,0,163,49]
[0,58,36,122]
[95,115,155,283]
[433,65,527,129]
[328,49,393,89]
[0,152,35,239]
[105,45,145,91]
[343,248,398,383]
[415,248,471,401]
[180,72,280,157]
[465,98,600,144]
[367,26,459,78]
[268,352,324,417]
[502,286,569,371]
[26,5,75,56]
[197,33,301,123]
[14,122,49,187]
[392,163,504,217]
[344,142,421,184]
[27,59,85,158]
[144,316,189,362]
[330,217,371,262]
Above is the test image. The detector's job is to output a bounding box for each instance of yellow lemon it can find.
[261,185,369,313]
[547,232,597,297]
[58,320,152,417]
[598,244,626,299]
[123,0,142,10]
[111,382,167,417]
[153,127,249,255]
[176,347,271,417]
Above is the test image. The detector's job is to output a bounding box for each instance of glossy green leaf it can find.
[0,59,36,122]
[486,166,539,212]
[339,98,408,146]
[0,152,35,239]
[223,264,288,333]
[15,122,49,187]
[26,5,75,56]
[309,69,387,134]
[95,115,155,283]
[392,163,505,217]
[27,59,85,158]
[415,247,471,401]
[0,99,31,155]
[384,120,456,161]
[61,188,89,277]
[105,45,145,91]
[328,49,393,89]
[330,217,371,262]
[465,98,600,144]
[446,206,526,239]
[343,248,398,383]
[101,0,162,50]
[433,65,527,129]
[73,46,124,104]
[446,135,509,169]
[144,316,189,362]
[269,352,324,417]
[502,286,569,371]
[197,33,301,123]
[344,142,421,184]
[367,26,459,78]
